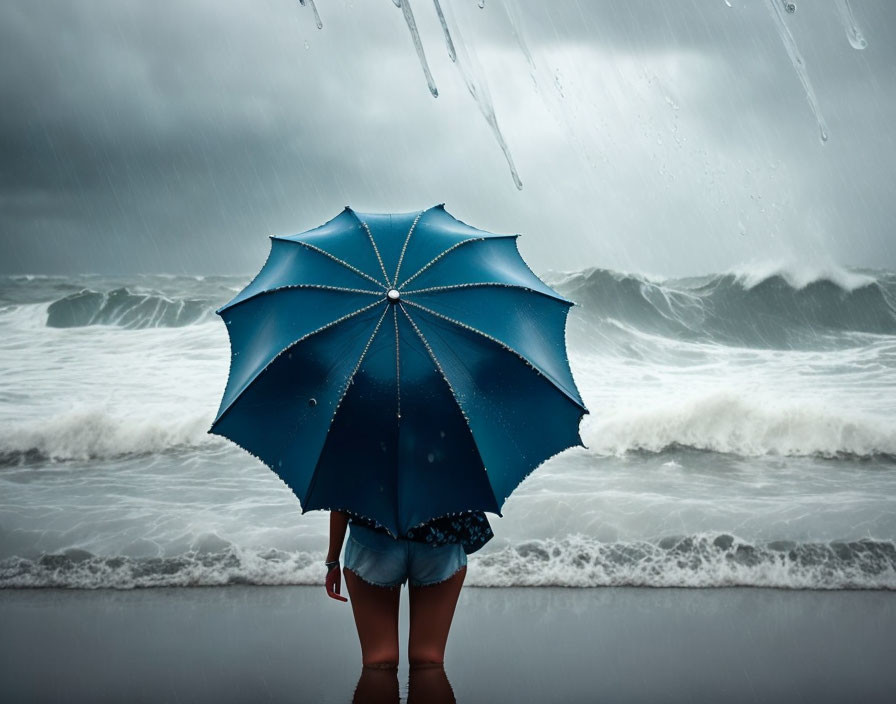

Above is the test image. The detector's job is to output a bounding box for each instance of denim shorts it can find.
[344,522,467,588]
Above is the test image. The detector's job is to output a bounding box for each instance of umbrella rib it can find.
[302,303,391,507]
[397,235,517,291]
[392,208,426,288]
[401,299,588,413]
[276,238,387,290]
[402,281,574,306]
[342,209,391,288]
[393,305,401,420]
[398,303,502,511]
[217,284,382,314]
[211,298,386,428]
[361,220,392,288]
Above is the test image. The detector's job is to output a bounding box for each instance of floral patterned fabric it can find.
[347,510,494,555]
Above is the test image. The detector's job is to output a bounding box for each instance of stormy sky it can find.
[1,0,894,277]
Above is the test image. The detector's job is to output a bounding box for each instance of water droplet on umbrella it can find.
[308,398,317,407]
[427,453,435,463]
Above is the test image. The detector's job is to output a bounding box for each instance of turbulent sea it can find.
[1,265,895,590]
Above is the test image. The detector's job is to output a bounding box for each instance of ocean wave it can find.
[553,265,896,348]
[585,389,896,458]
[0,406,216,464]
[0,547,321,589]
[45,288,215,328]
[727,260,879,292]
[13,266,896,346]
[1,391,892,465]
[3,534,893,589]
[468,534,896,589]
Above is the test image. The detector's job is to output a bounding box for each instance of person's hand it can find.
[326,561,348,602]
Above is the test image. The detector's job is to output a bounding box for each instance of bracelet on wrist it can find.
[325,559,340,571]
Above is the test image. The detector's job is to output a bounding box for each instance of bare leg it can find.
[407,565,466,666]
[343,567,402,666]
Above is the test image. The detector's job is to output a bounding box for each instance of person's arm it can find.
[325,511,349,602]
[327,510,348,563]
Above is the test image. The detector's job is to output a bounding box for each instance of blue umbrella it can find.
[210,205,588,537]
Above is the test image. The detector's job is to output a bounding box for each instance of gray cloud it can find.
[1,0,895,277]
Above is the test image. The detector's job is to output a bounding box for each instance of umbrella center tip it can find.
[386,289,400,302]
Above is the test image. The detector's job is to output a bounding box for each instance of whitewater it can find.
[1,266,895,590]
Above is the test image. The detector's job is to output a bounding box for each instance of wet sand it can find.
[2,585,894,703]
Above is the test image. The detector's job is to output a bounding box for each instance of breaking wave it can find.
[585,389,896,459]
[552,265,896,348]
[0,406,217,465]
[1,387,893,467]
[46,288,215,328]
[468,534,896,589]
[24,265,896,347]
[3,534,894,590]
[0,547,322,590]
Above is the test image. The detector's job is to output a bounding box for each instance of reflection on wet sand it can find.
[352,663,456,703]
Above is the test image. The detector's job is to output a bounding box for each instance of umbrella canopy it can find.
[210,205,588,536]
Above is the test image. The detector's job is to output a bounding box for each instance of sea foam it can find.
[0,405,218,464]
[3,534,893,590]
[585,389,896,459]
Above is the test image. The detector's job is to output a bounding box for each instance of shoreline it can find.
[2,582,896,592]
[3,585,895,703]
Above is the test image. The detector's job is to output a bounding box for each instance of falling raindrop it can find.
[764,0,829,143]
[297,0,323,29]
[432,0,457,62]
[834,0,868,50]
[392,0,439,97]
[438,2,523,188]
[502,0,535,72]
